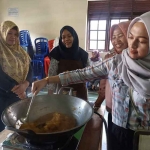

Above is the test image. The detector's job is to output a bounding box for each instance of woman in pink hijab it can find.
[95,21,131,108]
[94,20,131,148]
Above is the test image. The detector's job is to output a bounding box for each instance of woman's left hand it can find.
[11,81,29,95]
[17,92,27,99]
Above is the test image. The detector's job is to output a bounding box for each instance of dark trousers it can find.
[107,113,113,150]
[110,123,135,150]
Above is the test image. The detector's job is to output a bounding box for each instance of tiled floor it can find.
[88,91,107,150]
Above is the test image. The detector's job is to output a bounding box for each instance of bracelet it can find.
[45,77,49,84]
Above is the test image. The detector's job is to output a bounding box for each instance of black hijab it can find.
[49,26,88,67]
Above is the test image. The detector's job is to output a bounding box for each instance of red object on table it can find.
[44,56,50,76]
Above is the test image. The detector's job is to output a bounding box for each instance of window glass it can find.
[111,20,119,26]
[120,19,129,22]
[98,41,105,49]
[98,20,106,30]
[90,20,98,30]
[90,31,97,40]
[98,31,106,40]
[109,42,113,50]
[90,41,97,49]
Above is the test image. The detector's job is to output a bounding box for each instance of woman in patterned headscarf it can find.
[90,50,100,65]
[0,20,32,131]
[94,21,131,108]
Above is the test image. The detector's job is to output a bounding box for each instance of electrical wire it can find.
[94,111,109,150]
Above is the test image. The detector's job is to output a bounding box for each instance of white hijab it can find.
[120,11,150,99]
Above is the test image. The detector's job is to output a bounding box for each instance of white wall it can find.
[0,0,88,49]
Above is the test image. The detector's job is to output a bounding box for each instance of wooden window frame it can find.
[87,0,150,52]
[89,20,107,51]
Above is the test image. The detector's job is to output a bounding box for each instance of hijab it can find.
[90,50,100,62]
[105,21,130,60]
[49,26,88,67]
[0,21,30,83]
[110,21,131,53]
[119,11,150,99]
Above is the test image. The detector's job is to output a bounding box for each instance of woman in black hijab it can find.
[48,26,89,100]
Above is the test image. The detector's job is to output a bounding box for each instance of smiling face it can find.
[111,26,128,54]
[6,28,18,46]
[62,29,74,48]
[128,22,149,59]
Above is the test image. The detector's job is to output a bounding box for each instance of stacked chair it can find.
[19,30,34,59]
[34,37,49,60]
[32,59,44,81]
[20,31,49,81]
[32,37,49,81]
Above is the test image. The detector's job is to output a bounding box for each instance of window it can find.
[87,0,150,52]
[89,20,106,50]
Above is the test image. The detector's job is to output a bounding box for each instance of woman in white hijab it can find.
[32,11,150,150]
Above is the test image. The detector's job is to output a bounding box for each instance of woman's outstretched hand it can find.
[31,78,47,95]
[32,75,61,95]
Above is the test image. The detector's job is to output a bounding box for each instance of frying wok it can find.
[1,94,93,143]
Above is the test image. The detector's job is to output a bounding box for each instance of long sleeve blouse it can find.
[59,55,150,131]
[0,64,32,98]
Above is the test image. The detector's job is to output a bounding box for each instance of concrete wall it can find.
[0,0,88,49]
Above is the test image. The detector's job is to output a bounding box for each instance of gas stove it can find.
[1,133,79,150]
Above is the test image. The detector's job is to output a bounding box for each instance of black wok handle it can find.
[5,126,36,135]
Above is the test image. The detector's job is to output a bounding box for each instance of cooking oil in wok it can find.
[20,112,76,133]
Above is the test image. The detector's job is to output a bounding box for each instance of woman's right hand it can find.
[31,78,47,95]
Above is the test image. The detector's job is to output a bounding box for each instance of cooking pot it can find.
[1,94,93,143]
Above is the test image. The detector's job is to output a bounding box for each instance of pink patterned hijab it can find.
[110,21,131,53]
